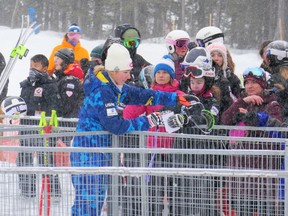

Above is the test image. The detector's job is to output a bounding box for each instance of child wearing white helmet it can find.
[164,30,191,81]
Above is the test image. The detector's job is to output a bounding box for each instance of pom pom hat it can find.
[153,57,175,79]
[67,23,81,33]
[105,43,133,71]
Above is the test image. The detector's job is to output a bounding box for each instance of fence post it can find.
[139,132,148,216]
[111,134,119,215]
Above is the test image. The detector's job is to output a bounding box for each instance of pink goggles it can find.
[165,38,190,48]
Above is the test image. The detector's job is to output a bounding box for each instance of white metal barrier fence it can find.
[0,117,287,216]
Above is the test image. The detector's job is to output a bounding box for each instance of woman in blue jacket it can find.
[70,43,190,216]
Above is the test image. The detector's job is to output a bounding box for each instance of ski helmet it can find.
[90,44,104,59]
[195,26,224,47]
[138,65,155,89]
[114,24,141,39]
[55,48,74,64]
[266,40,288,67]
[1,96,27,116]
[180,47,215,92]
[165,30,190,54]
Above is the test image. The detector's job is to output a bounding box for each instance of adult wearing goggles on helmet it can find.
[221,67,282,215]
[165,30,191,81]
[114,24,151,85]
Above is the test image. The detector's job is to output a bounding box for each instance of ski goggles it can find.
[123,38,140,48]
[165,38,190,48]
[266,48,288,61]
[243,67,265,79]
[67,32,81,41]
[183,65,215,78]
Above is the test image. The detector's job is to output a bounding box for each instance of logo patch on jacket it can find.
[34,87,43,97]
[106,108,118,116]
[66,91,73,97]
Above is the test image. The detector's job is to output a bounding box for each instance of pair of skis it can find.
[0,15,41,94]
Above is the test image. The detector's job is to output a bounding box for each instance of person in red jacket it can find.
[48,23,89,75]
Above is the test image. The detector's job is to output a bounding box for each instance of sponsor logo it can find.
[34,87,43,97]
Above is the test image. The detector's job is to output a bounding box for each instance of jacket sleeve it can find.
[87,88,151,135]
[221,98,248,125]
[123,85,178,107]
[123,105,147,119]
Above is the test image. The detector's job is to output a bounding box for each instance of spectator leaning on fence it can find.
[221,67,282,215]
[69,43,193,216]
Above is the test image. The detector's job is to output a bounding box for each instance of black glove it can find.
[168,114,189,128]
[147,112,162,127]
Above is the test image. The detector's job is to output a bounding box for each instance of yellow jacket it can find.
[48,36,89,75]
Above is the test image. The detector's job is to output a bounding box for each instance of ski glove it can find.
[147,112,162,128]
[168,114,189,128]
[177,94,200,107]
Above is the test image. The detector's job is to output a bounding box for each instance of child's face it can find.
[190,77,205,93]
[211,51,224,67]
[54,56,64,70]
[30,61,47,73]
[155,70,171,85]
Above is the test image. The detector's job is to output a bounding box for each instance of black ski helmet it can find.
[114,24,141,39]
[1,96,27,116]
[266,40,288,68]
[55,48,74,64]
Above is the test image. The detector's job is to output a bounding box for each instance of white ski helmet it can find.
[266,40,288,67]
[182,47,213,70]
[1,96,27,116]
[165,30,190,54]
[195,26,224,47]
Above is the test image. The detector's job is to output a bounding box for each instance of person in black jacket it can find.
[0,52,8,103]
[53,48,84,118]
[18,54,61,198]
[20,54,60,116]
[114,24,151,85]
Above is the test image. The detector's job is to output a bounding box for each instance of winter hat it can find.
[243,67,267,89]
[206,42,227,70]
[67,23,81,34]
[105,43,133,71]
[153,56,175,79]
[90,44,104,59]
[114,24,141,39]
[55,48,74,64]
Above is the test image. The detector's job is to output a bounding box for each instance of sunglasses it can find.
[123,38,140,48]
[183,65,215,78]
[243,67,264,79]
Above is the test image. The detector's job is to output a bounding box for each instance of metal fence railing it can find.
[0,116,287,216]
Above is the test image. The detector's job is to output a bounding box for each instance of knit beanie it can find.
[153,57,175,79]
[206,42,228,70]
[105,43,133,71]
[67,23,81,34]
[244,73,267,89]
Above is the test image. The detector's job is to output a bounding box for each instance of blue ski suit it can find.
[70,70,177,216]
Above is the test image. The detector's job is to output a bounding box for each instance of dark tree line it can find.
[0,0,287,49]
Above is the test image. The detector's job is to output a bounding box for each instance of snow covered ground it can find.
[0,26,262,96]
